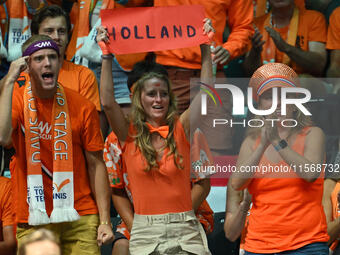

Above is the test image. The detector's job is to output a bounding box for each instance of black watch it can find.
[274,139,288,151]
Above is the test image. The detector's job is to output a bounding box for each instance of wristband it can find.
[100,221,113,227]
[274,139,288,151]
[98,41,111,55]
[101,54,113,59]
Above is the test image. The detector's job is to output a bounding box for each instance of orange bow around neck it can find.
[145,122,169,139]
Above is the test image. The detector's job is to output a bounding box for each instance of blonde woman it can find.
[97,19,214,255]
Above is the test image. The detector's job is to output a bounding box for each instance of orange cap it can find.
[249,63,299,101]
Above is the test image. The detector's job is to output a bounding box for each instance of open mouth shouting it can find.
[42,72,55,84]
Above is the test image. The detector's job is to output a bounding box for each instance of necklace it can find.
[269,13,278,28]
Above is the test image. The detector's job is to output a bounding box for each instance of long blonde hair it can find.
[130,72,183,171]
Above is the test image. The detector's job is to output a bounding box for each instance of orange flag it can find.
[101,5,209,55]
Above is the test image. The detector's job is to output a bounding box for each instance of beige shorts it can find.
[129,210,211,255]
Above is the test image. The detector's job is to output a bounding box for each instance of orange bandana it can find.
[145,122,169,139]
[24,83,79,225]
[262,7,299,66]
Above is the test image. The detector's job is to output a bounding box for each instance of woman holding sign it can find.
[230,63,329,254]
[97,19,214,255]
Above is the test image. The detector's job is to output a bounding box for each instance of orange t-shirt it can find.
[330,182,340,250]
[0,177,14,227]
[244,127,329,253]
[10,85,104,223]
[154,0,254,69]
[295,0,305,10]
[18,60,100,111]
[327,7,340,50]
[255,9,327,74]
[122,120,192,215]
[104,131,214,232]
[253,0,305,18]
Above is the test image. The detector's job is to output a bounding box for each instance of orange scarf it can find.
[24,83,79,225]
[7,0,31,61]
[66,0,97,64]
[262,7,299,66]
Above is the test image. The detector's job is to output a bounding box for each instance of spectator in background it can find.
[243,0,327,77]
[323,165,340,255]
[254,0,305,17]
[0,176,16,255]
[0,34,113,254]
[231,63,329,254]
[304,0,340,19]
[153,0,254,156]
[28,5,101,113]
[18,228,61,255]
[154,0,253,112]
[326,6,340,94]
[75,0,151,138]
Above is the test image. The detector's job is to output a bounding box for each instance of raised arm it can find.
[180,19,213,138]
[97,27,129,142]
[0,57,28,146]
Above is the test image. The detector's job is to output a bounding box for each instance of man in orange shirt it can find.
[0,34,113,254]
[0,176,16,254]
[17,5,102,123]
[326,6,340,93]
[244,0,327,77]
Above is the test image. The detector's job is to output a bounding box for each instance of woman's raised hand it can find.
[96,26,111,55]
[203,18,215,41]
